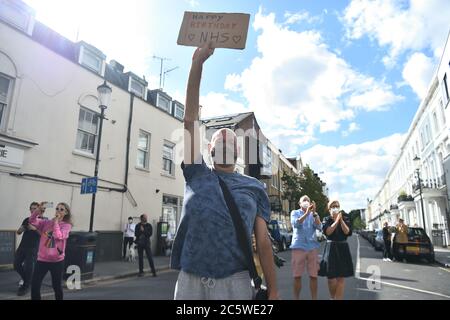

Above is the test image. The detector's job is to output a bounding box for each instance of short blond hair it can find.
[327,200,340,210]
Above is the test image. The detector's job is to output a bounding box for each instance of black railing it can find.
[413,175,446,191]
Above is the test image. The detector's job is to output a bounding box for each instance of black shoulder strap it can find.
[217,175,262,289]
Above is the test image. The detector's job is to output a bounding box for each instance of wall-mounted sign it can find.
[0,144,24,168]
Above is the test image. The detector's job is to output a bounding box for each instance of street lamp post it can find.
[89,81,112,232]
[413,156,427,232]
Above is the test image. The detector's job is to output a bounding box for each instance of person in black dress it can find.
[319,200,354,300]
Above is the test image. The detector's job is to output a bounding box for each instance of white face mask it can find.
[301,201,310,209]
[331,208,340,214]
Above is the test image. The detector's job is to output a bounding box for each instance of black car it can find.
[374,229,384,251]
[392,227,435,263]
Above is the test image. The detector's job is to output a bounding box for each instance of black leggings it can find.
[31,260,65,300]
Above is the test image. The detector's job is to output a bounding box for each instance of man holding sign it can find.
[170,40,279,300]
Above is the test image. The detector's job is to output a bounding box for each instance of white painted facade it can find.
[368,31,450,248]
[0,2,184,254]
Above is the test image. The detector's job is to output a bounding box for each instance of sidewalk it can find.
[435,247,450,267]
[0,255,171,300]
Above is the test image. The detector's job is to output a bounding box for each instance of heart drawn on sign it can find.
[188,34,195,41]
[232,35,241,43]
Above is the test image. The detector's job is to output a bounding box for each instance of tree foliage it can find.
[281,166,329,219]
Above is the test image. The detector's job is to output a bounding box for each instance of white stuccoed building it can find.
[0,0,185,265]
[368,30,450,248]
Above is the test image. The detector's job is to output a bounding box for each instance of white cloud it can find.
[402,52,436,99]
[302,133,405,211]
[185,0,199,7]
[283,11,322,25]
[224,8,403,147]
[199,92,248,119]
[347,84,404,111]
[342,0,450,65]
[342,122,360,137]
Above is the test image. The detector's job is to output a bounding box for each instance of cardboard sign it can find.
[177,12,250,50]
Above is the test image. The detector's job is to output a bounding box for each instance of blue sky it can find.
[24,0,450,210]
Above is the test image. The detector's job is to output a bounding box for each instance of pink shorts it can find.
[291,248,319,278]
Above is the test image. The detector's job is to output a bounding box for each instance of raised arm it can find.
[52,221,71,240]
[325,215,341,236]
[184,43,214,165]
[29,203,46,231]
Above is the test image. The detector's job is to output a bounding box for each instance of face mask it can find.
[331,208,340,214]
[301,201,310,209]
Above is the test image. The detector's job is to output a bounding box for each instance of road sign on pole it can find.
[81,177,98,194]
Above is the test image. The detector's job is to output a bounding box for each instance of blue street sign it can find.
[81,177,98,194]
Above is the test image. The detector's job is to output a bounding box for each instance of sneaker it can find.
[387,258,392,262]
[152,273,157,277]
[17,285,29,296]
[383,258,387,261]
[18,280,24,287]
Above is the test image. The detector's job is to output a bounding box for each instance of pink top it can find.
[30,210,72,263]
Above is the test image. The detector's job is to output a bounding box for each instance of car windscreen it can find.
[408,228,426,237]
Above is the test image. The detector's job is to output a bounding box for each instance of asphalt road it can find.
[38,234,450,300]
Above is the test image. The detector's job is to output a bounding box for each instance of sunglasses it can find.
[56,208,66,212]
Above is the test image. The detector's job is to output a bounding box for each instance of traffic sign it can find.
[81,177,98,194]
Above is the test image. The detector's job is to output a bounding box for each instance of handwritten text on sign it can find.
[177,12,250,49]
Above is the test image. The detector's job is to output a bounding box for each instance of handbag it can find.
[217,176,268,300]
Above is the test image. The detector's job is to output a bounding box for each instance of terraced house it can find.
[367,31,450,248]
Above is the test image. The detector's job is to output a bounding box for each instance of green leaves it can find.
[281,165,329,219]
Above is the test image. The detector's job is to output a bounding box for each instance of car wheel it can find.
[426,255,435,264]
[280,238,287,252]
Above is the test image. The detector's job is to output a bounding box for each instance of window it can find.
[157,94,171,113]
[443,74,449,106]
[162,141,175,176]
[439,99,446,127]
[272,173,280,189]
[0,1,34,34]
[79,47,103,74]
[420,132,425,150]
[129,78,145,98]
[433,112,439,134]
[75,108,99,154]
[137,130,150,169]
[174,103,185,120]
[0,75,12,129]
[425,124,431,144]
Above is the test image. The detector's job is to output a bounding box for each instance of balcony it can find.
[413,175,446,192]
[397,194,414,202]
[412,174,447,199]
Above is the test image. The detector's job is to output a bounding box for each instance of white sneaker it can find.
[382,258,387,261]
[387,258,392,262]
[18,280,24,287]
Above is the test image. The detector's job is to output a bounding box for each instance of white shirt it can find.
[124,223,136,238]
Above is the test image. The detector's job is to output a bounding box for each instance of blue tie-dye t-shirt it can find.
[170,158,271,279]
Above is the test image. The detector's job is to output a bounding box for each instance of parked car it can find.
[392,227,435,263]
[268,220,293,251]
[367,230,377,246]
[374,229,384,251]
